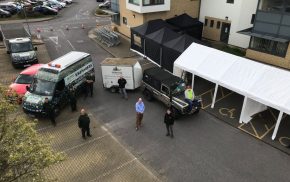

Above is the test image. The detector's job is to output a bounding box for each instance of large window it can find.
[129,0,140,5]
[258,0,283,12]
[249,37,288,57]
[143,0,164,6]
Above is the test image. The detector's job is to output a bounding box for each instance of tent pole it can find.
[271,111,283,140]
[239,97,248,124]
[211,84,218,108]
[191,74,195,89]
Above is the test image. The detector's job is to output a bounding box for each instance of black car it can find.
[33,5,58,15]
[142,67,202,117]
[0,4,18,15]
[0,8,11,17]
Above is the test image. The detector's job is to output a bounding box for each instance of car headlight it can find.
[29,52,36,59]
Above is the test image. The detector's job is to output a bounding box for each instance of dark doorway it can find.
[220,23,231,43]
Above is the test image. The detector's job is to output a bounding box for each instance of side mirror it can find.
[34,47,37,51]
[26,86,30,91]
[7,50,10,54]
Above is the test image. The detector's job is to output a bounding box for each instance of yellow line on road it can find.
[238,126,260,139]
[203,92,234,109]
[269,108,277,120]
[259,124,275,139]
[250,122,259,137]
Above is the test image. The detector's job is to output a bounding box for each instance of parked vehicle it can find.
[1,24,38,68]
[57,0,72,4]
[142,67,202,118]
[101,58,143,93]
[99,0,110,9]
[43,2,62,10]
[0,3,18,14]
[96,0,104,2]
[0,8,11,17]
[9,64,43,97]
[23,51,95,116]
[33,5,58,14]
[48,0,66,8]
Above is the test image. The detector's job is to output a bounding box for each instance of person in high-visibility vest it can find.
[184,86,195,111]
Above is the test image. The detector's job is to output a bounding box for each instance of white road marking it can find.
[67,40,76,50]
[49,36,59,45]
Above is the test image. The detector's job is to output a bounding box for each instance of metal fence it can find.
[95,26,120,47]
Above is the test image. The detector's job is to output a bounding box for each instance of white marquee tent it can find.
[173,43,290,140]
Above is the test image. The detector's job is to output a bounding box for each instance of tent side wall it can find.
[162,47,181,72]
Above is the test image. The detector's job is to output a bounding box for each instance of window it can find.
[143,0,164,6]
[286,0,290,13]
[112,14,120,25]
[216,21,221,29]
[250,14,255,24]
[258,0,283,12]
[226,0,234,4]
[129,0,140,5]
[210,20,214,28]
[123,17,127,25]
[249,37,288,57]
[204,19,208,26]
[161,85,169,95]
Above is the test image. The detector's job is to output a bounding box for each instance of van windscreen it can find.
[36,68,59,82]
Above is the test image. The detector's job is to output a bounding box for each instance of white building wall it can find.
[199,0,258,48]
[126,0,170,13]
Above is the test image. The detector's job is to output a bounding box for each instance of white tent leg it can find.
[271,111,284,140]
[191,74,195,89]
[211,84,218,108]
[239,97,248,124]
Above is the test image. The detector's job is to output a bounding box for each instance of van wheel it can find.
[53,106,60,116]
[143,89,153,101]
[110,87,118,93]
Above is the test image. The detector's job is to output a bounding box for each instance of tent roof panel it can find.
[174,43,290,115]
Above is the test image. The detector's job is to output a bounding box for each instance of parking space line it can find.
[203,92,233,109]
[220,87,225,97]
[250,122,259,137]
[238,124,260,139]
[198,89,214,97]
[259,124,275,139]
[269,108,277,120]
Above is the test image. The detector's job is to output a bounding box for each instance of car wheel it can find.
[109,86,118,93]
[143,89,153,101]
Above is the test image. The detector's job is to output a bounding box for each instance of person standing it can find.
[184,85,195,112]
[43,97,56,126]
[85,73,95,98]
[68,87,77,112]
[118,76,128,99]
[78,108,92,139]
[135,98,145,131]
[164,108,175,138]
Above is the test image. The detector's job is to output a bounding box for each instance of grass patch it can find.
[219,45,246,57]
[95,8,108,15]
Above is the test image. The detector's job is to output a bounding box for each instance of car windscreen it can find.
[31,78,56,96]
[15,74,33,84]
[10,42,33,53]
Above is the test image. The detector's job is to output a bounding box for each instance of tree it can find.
[0,86,64,182]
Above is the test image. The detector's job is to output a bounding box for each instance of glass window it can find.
[286,0,290,13]
[123,17,127,25]
[258,0,283,12]
[161,85,169,95]
[15,74,33,84]
[205,19,208,26]
[216,21,221,29]
[129,0,140,5]
[31,79,56,96]
[112,14,120,25]
[210,20,214,28]
[143,0,164,6]
[10,42,33,53]
[227,0,234,4]
[249,37,288,57]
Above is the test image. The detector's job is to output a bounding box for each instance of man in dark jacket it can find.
[85,73,95,98]
[43,97,56,126]
[78,108,92,139]
[118,76,128,99]
[164,108,175,138]
[68,87,77,112]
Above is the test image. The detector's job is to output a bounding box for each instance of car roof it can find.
[144,67,182,86]
[20,64,44,75]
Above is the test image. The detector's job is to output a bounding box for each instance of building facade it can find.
[240,0,290,69]
[111,0,200,37]
[199,0,258,48]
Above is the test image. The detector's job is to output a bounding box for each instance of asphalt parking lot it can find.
[193,76,290,154]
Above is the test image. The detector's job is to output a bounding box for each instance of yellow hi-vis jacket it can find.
[184,89,194,100]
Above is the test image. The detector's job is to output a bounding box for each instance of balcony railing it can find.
[127,0,170,13]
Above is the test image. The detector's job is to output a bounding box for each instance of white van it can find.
[22,51,95,116]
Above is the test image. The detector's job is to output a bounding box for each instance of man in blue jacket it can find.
[135,98,145,131]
